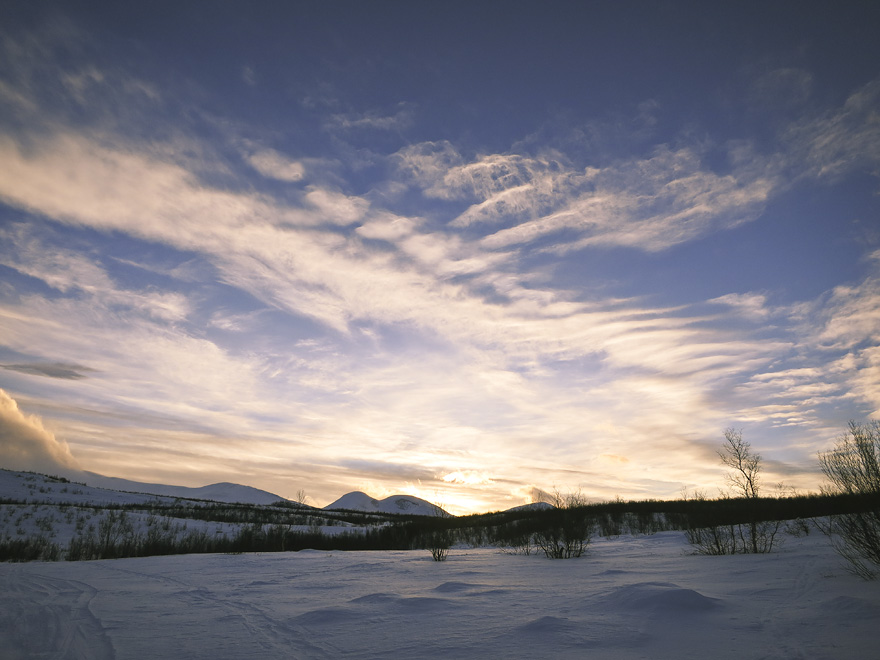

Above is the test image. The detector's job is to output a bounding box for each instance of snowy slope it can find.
[0,469,181,507]
[0,469,345,551]
[2,531,878,659]
[0,468,287,506]
[78,471,288,505]
[325,490,446,516]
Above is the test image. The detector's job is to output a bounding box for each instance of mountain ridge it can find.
[3,468,542,516]
[324,490,448,517]
[76,471,288,505]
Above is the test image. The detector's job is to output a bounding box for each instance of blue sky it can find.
[1,1,878,513]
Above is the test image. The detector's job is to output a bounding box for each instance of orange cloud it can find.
[0,389,80,475]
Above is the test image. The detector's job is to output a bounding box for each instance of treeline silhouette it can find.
[4,491,876,562]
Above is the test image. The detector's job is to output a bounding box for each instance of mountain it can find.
[505,502,554,513]
[77,471,287,505]
[324,491,447,516]
[0,469,180,507]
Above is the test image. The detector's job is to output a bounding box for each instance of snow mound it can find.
[293,606,358,626]
[433,581,485,593]
[516,615,578,634]
[324,491,446,516]
[602,581,721,614]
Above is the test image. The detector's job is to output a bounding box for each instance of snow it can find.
[0,469,286,507]
[0,470,180,508]
[3,469,879,658]
[2,532,879,659]
[0,470,270,546]
[77,472,287,505]
[324,490,445,516]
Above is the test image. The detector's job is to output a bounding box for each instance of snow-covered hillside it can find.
[0,469,183,507]
[0,468,288,507]
[325,490,447,516]
[2,531,877,659]
[0,469,352,558]
[77,471,288,505]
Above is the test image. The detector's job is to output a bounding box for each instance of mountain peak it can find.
[324,491,447,516]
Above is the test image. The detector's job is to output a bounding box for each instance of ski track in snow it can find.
[0,569,114,660]
[2,532,879,659]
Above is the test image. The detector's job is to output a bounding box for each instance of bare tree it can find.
[719,428,761,499]
[818,421,880,579]
[687,430,780,554]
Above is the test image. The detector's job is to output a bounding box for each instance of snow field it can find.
[2,530,878,659]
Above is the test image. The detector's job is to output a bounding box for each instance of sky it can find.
[0,1,878,514]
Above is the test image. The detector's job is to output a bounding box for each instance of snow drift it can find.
[2,532,878,659]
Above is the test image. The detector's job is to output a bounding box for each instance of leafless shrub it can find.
[785,518,812,538]
[686,522,739,555]
[818,421,880,579]
[428,529,451,561]
[533,490,595,559]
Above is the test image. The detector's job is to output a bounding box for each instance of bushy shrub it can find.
[0,535,61,562]
[67,510,137,560]
[428,529,451,561]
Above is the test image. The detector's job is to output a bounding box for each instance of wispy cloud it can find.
[784,80,880,181]
[327,104,414,132]
[708,293,772,321]
[0,224,191,323]
[396,140,779,254]
[246,148,305,182]
[2,363,96,380]
[812,266,880,417]
[484,147,776,253]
